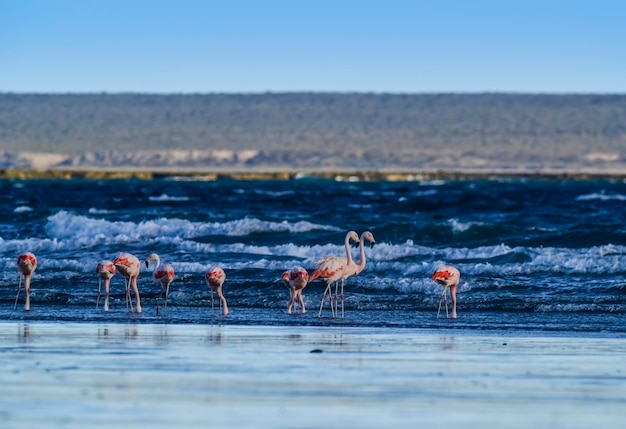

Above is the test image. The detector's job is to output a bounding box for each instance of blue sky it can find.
[1,0,624,93]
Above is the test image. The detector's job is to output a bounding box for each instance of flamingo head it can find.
[348,230,359,245]
[362,231,376,249]
[145,253,160,268]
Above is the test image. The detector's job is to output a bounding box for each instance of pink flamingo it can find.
[145,253,175,308]
[205,267,228,316]
[15,251,37,311]
[309,231,359,318]
[113,252,142,313]
[96,260,116,312]
[432,265,460,319]
[282,266,309,314]
[335,230,376,318]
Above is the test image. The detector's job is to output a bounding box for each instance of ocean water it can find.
[2,176,626,428]
[0,176,625,333]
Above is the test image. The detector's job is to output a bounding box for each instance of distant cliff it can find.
[1,92,625,172]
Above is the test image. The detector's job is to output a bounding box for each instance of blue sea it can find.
[1,176,625,334]
[2,176,626,428]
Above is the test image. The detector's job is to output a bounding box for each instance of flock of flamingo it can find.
[13,230,461,319]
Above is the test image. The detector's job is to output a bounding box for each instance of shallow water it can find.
[1,322,625,428]
[2,177,626,426]
[1,177,625,332]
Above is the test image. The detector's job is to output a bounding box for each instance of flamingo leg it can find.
[125,277,134,313]
[131,276,141,314]
[104,280,110,312]
[287,291,295,314]
[340,279,345,319]
[298,290,306,314]
[331,282,337,318]
[333,280,336,317]
[218,290,229,316]
[437,287,449,318]
[210,289,215,314]
[318,283,333,318]
[165,282,171,308]
[24,281,30,311]
[14,275,23,310]
[96,279,102,309]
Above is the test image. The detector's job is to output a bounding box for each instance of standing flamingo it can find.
[335,230,376,318]
[15,252,37,311]
[205,267,228,316]
[145,253,175,308]
[282,266,309,314]
[432,265,460,319]
[113,252,142,313]
[309,231,359,318]
[96,260,116,312]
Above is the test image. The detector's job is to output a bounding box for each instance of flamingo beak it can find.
[370,241,376,249]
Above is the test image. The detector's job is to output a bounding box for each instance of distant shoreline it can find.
[2,167,626,181]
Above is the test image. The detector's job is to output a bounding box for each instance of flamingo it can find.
[282,266,309,314]
[335,230,376,318]
[432,265,460,319]
[145,253,175,308]
[205,267,228,316]
[113,252,142,313]
[96,260,116,312]
[15,251,37,311]
[309,231,359,318]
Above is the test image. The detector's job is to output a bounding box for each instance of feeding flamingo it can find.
[205,267,228,316]
[145,253,175,308]
[309,231,359,318]
[96,260,116,312]
[15,251,37,311]
[113,252,142,313]
[282,266,309,314]
[432,265,460,319]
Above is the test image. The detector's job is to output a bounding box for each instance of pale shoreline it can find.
[3,166,626,181]
[2,321,625,428]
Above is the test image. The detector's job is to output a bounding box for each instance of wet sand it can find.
[0,322,624,428]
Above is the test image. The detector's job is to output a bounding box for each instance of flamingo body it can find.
[310,231,359,318]
[205,267,228,316]
[335,230,376,318]
[113,252,142,313]
[96,260,116,312]
[432,265,460,319]
[16,251,37,311]
[282,266,309,314]
[145,253,175,308]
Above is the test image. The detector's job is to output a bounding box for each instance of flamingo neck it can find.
[344,234,354,264]
[356,236,367,273]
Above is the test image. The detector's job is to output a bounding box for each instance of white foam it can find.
[13,206,33,213]
[88,208,112,215]
[148,194,191,202]
[44,211,340,242]
[576,192,626,201]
